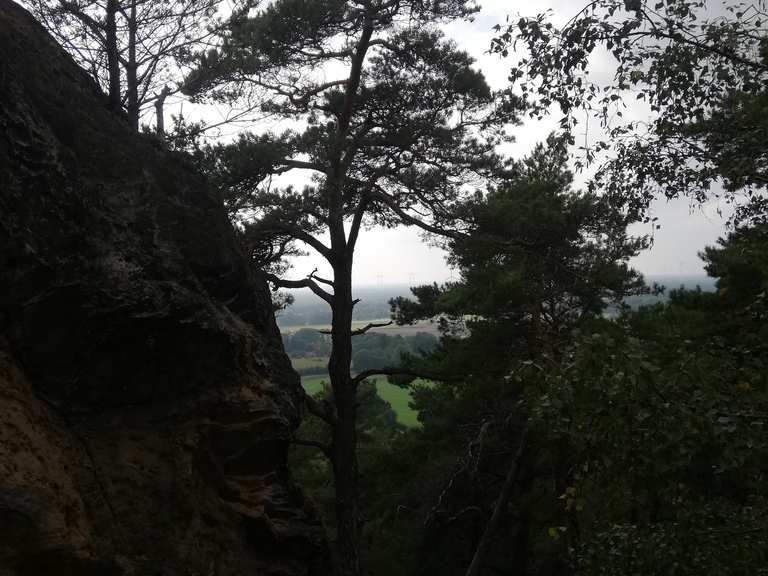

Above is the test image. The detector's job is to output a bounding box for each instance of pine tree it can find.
[183,2,519,572]
[28,0,232,130]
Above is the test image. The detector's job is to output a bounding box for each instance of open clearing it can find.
[300,374,424,427]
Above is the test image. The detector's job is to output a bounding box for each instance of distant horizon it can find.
[349,272,711,287]
[283,273,717,307]
[348,271,713,288]
[289,272,714,288]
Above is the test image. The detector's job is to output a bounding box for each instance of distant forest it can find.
[283,328,438,373]
[277,286,415,327]
[277,276,717,327]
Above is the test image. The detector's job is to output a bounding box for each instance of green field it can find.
[291,357,328,371]
[300,374,423,427]
[300,374,330,395]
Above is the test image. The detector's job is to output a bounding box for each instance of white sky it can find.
[188,0,733,285]
[289,0,731,285]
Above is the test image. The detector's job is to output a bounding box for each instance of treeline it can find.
[280,278,717,327]
[277,287,413,327]
[282,330,438,374]
[278,299,389,328]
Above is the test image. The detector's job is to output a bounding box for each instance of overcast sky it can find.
[280,0,731,286]
[181,0,732,286]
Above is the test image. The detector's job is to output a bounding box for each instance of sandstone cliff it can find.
[0,1,328,574]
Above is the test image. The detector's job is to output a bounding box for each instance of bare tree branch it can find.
[304,390,337,426]
[346,196,369,252]
[283,158,328,173]
[309,268,335,289]
[465,426,529,576]
[425,420,491,529]
[271,226,332,261]
[290,437,333,460]
[352,320,393,335]
[319,321,393,336]
[265,273,333,304]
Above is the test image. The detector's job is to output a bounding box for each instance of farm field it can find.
[291,357,327,371]
[299,374,329,395]
[300,374,425,427]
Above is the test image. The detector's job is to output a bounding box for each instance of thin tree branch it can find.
[265,273,333,304]
[291,78,349,105]
[276,226,332,261]
[352,320,393,335]
[347,196,369,253]
[318,320,393,336]
[465,426,530,576]
[290,437,333,460]
[338,17,374,135]
[425,419,491,529]
[309,268,335,289]
[57,0,105,36]
[370,190,465,240]
[445,506,483,525]
[283,158,328,173]
[304,390,337,426]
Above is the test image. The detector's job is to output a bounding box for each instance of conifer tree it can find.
[28,0,232,130]
[491,0,768,223]
[183,2,519,572]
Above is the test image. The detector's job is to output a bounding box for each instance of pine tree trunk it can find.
[324,16,372,574]
[105,0,121,114]
[465,427,529,576]
[329,259,360,576]
[528,299,542,358]
[126,0,139,130]
[155,87,169,137]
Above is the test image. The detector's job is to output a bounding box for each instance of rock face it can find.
[0,1,328,574]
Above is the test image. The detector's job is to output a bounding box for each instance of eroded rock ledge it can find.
[0,1,328,574]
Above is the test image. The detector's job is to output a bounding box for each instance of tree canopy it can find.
[491,0,768,223]
[392,136,646,364]
[185,0,520,269]
[27,0,230,129]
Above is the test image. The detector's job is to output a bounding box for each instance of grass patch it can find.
[371,380,420,427]
[301,374,329,396]
[291,357,328,371]
[299,375,425,427]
